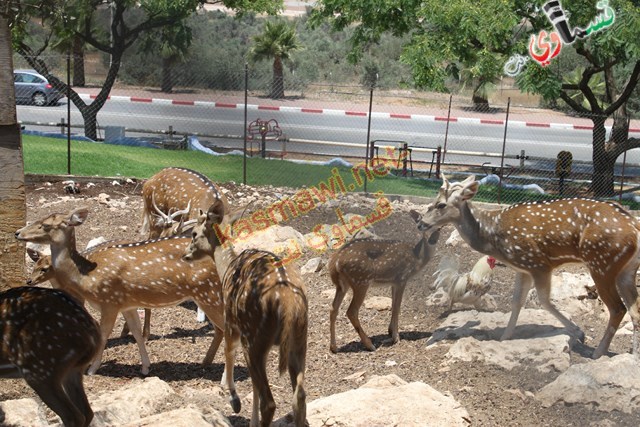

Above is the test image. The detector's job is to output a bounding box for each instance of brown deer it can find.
[15,207,226,376]
[183,200,308,427]
[133,167,231,335]
[141,167,230,239]
[1,286,100,427]
[328,210,441,353]
[418,175,640,359]
[26,244,153,340]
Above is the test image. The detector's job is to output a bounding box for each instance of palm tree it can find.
[250,20,301,99]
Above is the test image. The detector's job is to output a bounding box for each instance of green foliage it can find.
[250,20,301,64]
[516,62,563,101]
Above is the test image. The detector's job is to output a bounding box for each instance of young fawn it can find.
[328,210,440,352]
[16,207,225,376]
[183,200,308,427]
[419,174,640,358]
[0,287,100,427]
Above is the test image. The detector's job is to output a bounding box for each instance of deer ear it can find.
[206,200,225,225]
[459,180,479,201]
[27,247,41,262]
[68,208,89,226]
[440,174,449,190]
[409,209,422,223]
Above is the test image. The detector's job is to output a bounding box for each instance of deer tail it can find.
[278,290,308,376]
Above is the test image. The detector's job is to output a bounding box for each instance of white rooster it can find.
[432,254,497,311]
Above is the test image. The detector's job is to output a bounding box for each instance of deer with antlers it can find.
[16,207,226,376]
[418,175,640,359]
[141,167,230,239]
[328,210,441,353]
[183,200,308,427]
[1,286,100,427]
[129,167,231,336]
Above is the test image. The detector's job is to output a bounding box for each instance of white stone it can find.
[273,374,469,427]
[301,257,324,274]
[445,335,572,372]
[536,354,640,413]
[0,398,49,427]
[364,296,392,311]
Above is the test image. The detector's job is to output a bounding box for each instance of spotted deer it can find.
[26,244,153,340]
[1,286,100,427]
[183,200,308,427]
[141,167,230,239]
[419,175,640,359]
[328,211,441,353]
[15,207,226,376]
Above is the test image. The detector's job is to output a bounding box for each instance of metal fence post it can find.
[442,94,452,164]
[498,97,511,205]
[66,48,71,175]
[243,62,248,185]
[364,79,376,194]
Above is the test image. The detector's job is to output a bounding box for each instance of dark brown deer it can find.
[183,200,308,427]
[418,175,640,359]
[16,207,226,376]
[328,211,440,353]
[0,286,100,427]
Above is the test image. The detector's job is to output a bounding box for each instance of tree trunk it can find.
[161,56,173,93]
[270,56,285,99]
[0,17,26,291]
[472,81,490,111]
[72,35,85,87]
[591,116,616,197]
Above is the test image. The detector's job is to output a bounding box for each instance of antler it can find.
[152,192,191,228]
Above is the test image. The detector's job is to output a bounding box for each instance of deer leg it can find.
[143,309,151,339]
[246,350,276,427]
[61,369,94,427]
[329,283,348,353]
[121,309,151,375]
[88,308,119,375]
[346,284,375,351]
[501,272,533,341]
[534,270,584,341]
[388,282,407,343]
[25,373,85,427]
[615,264,640,357]
[203,324,225,366]
[590,270,628,358]
[224,329,241,413]
[289,364,307,427]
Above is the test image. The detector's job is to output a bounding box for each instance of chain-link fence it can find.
[14,54,640,205]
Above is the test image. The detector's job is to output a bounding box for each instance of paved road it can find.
[17,99,640,171]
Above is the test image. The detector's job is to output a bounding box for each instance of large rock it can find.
[87,377,180,426]
[234,225,307,257]
[536,354,640,413]
[445,335,571,372]
[427,309,574,344]
[0,398,49,427]
[274,374,469,427]
[428,309,575,372]
[121,406,231,427]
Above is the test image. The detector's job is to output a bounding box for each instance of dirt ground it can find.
[3,176,638,426]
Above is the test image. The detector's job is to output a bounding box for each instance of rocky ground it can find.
[2,176,640,426]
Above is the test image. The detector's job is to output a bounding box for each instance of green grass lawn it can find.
[23,134,636,208]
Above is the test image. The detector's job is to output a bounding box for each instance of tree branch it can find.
[604,61,640,116]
